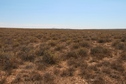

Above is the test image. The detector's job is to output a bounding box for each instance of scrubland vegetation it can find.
[0,28,126,84]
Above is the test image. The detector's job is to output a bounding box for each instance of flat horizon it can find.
[0,27,126,30]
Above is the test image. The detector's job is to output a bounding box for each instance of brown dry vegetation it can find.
[0,28,126,84]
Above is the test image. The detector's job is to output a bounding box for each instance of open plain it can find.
[0,28,126,84]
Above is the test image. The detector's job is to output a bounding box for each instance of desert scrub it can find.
[42,73,55,84]
[88,76,106,84]
[35,44,49,56]
[77,48,88,58]
[60,67,75,77]
[0,78,5,84]
[0,52,18,71]
[36,34,43,39]
[119,52,126,61]
[55,45,64,51]
[42,51,58,65]
[12,71,42,83]
[98,60,111,67]
[112,40,126,50]
[71,43,80,49]
[97,37,111,43]
[65,50,78,59]
[29,36,39,43]
[17,50,35,62]
[20,45,33,52]
[91,46,111,59]
[121,35,126,42]
[111,62,124,72]
[53,68,61,76]
[78,62,90,79]
[67,58,78,67]
[35,51,59,70]
[12,41,20,47]
[48,40,57,47]
[79,41,91,48]
[66,40,72,46]
[0,44,2,48]
[67,57,86,69]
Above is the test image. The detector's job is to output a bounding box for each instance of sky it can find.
[0,0,126,29]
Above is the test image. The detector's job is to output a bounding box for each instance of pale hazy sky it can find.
[0,0,126,29]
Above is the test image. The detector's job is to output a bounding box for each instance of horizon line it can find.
[0,27,126,30]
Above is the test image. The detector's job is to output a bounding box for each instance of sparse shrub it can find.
[91,36,97,41]
[78,62,88,78]
[77,48,88,57]
[60,68,75,77]
[98,39,105,43]
[0,78,5,84]
[29,36,39,43]
[12,71,42,83]
[20,45,33,52]
[42,51,57,65]
[111,62,124,72]
[79,41,91,48]
[102,67,111,75]
[79,67,95,80]
[71,43,80,49]
[42,73,55,84]
[90,76,106,84]
[36,61,48,70]
[88,65,99,72]
[67,58,77,67]
[100,61,111,67]
[0,52,18,71]
[48,40,57,46]
[66,40,71,45]
[18,51,35,62]
[55,45,64,51]
[52,37,58,40]
[116,43,125,50]
[35,44,49,56]
[34,57,48,70]
[53,68,60,76]
[13,41,20,47]
[65,50,78,59]
[97,38,111,43]
[36,34,42,39]
[60,38,67,42]
[67,57,87,69]
[73,39,80,43]
[31,72,42,81]
[0,44,2,48]
[109,71,121,79]
[91,46,111,59]
[112,41,126,50]
[120,52,126,61]
[121,35,126,42]
[35,51,59,69]
[112,40,119,46]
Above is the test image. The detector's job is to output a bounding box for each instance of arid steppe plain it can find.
[0,28,126,84]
